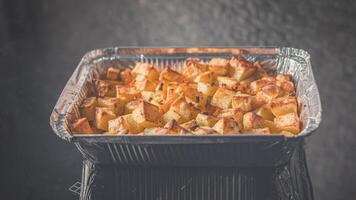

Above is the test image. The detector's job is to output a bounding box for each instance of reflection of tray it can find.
[51,47,321,166]
[74,141,313,200]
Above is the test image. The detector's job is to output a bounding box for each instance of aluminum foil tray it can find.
[50,47,322,166]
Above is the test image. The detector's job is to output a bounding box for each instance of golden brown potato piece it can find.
[163,108,183,124]
[183,87,208,110]
[261,120,279,133]
[274,113,300,134]
[71,118,94,134]
[132,101,163,128]
[159,68,185,83]
[182,59,208,81]
[255,105,275,121]
[95,107,116,131]
[170,95,199,123]
[229,57,256,81]
[218,108,244,128]
[232,93,254,112]
[97,97,125,115]
[106,67,121,80]
[124,100,141,114]
[208,58,230,76]
[276,80,295,94]
[250,79,271,93]
[270,96,298,116]
[256,84,281,103]
[212,117,240,134]
[242,112,264,131]
[196,113,219,127]
[280,130,295,137]
[194,71,215,84]
[80,97,97,121]
[132,62,159,81]
[217,76,239,90]
[275,73,291,82]
[211,88,235,109]
[155,119,191,135]
[197,82,217,97]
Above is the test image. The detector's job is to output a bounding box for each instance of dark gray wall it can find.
[1,0,355,199]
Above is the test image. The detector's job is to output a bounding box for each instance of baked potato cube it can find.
[276,73,292,82]
[156,119,191,135]
[274,113,300,134]
[97,97,125,115]
[270,96,298,116]
[194,71,215,84]
[180,119,199,131]
[242,112,264,131]
[184,88,208,110]
[250,127,271,134]
[131,62,159,81]
[182,59,208,81]
[212,117,240,134]
[163,108,183,124]
[197,82,217,96]
[141,91,155,102]
[80,97,97,121]
[120,69,133,85]
[230,57,256,81]
[94,80,119,97]
[135,79,158,92]
[232,93,254,112]
[208,58,230,76]
[71,118,93,134]
[171,95,199,122]
[125,100,141,114]
[256,84,281,103]
[159,68,185,82]
[211,88,235,109]
[206,104,223,117]
[255,105,275,121]
[193,127,220,135]
[196,113,219,127]
[106,67,121,80]
[217,76,239,90]
[95,107,116,131]
[261,120,279,133]
[116,86,141,101]
[132,101,163,128]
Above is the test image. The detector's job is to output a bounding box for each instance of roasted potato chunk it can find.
[132,101,163,128]
[80,97,97,121]
[132,62,159,81]
[180,119,199,131]
[274,113,300,134]
[106,67,121,80]
[270,96,298,116]
[256,84,281,103]
[242,112,264,131]
[211,88,235,109]
[193,127,220,135]
[120,69,133,85]
[170,95,198,123]
[95,80,120,97]
[116,86,141,102]
[232,93,254,112]
[250,127,271,134]
[196,113,219,127]
[208,58,230,76]
[124,100,141,114]
[250,79,271,93]
[71,118,93,134]
[212,117,240,134]
[217,76,239,90]
[163,108,183,124]
[230,57,256,81]
[135,79,158,92]
[95,107,116,131]
[109,114,143,134]
[255,105,275,121]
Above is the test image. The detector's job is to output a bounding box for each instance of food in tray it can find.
[71,57,300,136]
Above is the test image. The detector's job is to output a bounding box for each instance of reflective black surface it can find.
[1,0,356,199]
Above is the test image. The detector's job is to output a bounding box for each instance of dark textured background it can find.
[0,0,355,199]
